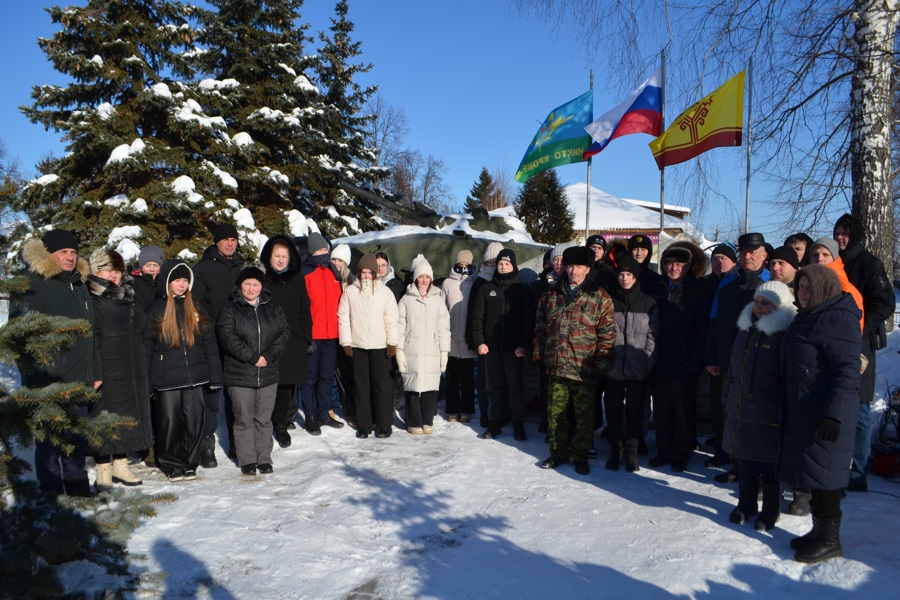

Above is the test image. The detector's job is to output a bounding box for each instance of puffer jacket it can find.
[338,279,399,350]
[397,284,451,393]
[469,271,535,352]
[777,292,862,490]
[705,267,771,372]
[217,287,290,389]
[722,301,796,463]
[441,269,478,359]
[302,255,343,340]
[607,284,658,381]
[533,275,616,382]
[144,301,223,392]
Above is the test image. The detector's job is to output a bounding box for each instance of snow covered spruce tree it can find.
[514,169,575,244]
[189,0,384,240]
[314,0,388,235]
[0,275,175,599]
[17,1,239,260]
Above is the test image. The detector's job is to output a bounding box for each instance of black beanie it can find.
[42,229,79,253]
[710,243,737,263]
[496,248,518,269]
[768,245,800,270]
[562,246,593,267]
[616,254,641,275]
[236,266,265,287]
[214,223,239,242]
[627,234,653,252]
[585,235,607,250]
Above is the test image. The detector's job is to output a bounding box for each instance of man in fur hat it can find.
[10,229,101,496]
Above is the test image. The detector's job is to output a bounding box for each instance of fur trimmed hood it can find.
[666,240,708,279]
[21,237,90,280]
[736,301,797,335]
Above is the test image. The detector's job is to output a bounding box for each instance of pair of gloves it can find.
[342,345,399,359]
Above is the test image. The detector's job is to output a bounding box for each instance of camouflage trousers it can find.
[548,376,598,462]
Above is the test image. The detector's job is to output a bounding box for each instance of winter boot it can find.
[794,516,843,563]
[729,475,760,524]
[94,463,114,492]
[200,435,218,469]
[64,476,97,498]
[513,421,527,441]
[754,480,781,532]
[788,488,811,516]
[624,440,641,473]
[605,441,623,471]
[111,457,143,486]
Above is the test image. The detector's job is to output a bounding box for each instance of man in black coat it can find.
[11,230,101,496]
[833,213,896,491]
[191,223,245,467]
[704,233,771,469]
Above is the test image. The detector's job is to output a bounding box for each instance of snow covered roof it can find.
[336,211,540,246]
[564,183,685,232]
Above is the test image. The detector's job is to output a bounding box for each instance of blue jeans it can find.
[302,339,337,422]
[850,401,871,482]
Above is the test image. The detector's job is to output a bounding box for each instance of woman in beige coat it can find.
[396,255,451,434]
[338,254,400,438]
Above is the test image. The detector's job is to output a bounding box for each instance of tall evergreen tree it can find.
[16,0,233,259]
[464,167,495,214]
[314,0,388,235]
[514,169,574,244]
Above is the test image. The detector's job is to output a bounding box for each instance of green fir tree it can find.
[464,167,495,214]
[514,169,574,244]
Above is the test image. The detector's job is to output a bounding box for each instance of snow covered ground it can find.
[122,357,900,599]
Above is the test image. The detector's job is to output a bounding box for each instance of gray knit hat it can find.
[138,245,164,269]
[482,242,504,263]
[811,237,840,262]
[550,241,575,260]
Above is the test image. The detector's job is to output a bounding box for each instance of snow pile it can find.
[105,138,145,166]
[28,174,59,186]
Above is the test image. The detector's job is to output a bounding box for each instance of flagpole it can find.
[659,50,666,240]
[585,69,594,242]
[744,57,753,233]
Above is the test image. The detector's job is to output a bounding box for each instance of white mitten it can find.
[396,348,407,372]
[440,351,449,372]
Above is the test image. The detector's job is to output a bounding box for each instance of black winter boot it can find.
[755,480,781,532]
[64,477,97,498]
[729,475,760,524]
[200,435,218,469]
[513,421,527,441]
[794,516,842,563]
[788,488,811,516]
[624,440,640,472]
[605,441,623,471]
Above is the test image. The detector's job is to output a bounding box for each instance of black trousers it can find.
[604,379,647,443]
[155,386,206,476]
[352,348,393,432]
[336,350,356,419]
[651,378,698,462]
[485,351,525,424]
[406,391,438,428]
[272,384,298,431]
[445,357,475,415]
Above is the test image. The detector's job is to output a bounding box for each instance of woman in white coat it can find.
[396,255,451,434]
[338,254,400,439]
[441,249,478,422]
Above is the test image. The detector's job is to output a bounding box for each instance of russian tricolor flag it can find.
[583,68,663,160]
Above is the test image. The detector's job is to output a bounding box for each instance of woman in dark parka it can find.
[722,281,796,531]
[87,249,154,489]
[778,265,861,563]
[260,235,313,447]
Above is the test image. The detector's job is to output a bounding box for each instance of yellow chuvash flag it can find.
[649,71,745,169]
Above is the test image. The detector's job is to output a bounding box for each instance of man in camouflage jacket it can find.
[534,246,616,475]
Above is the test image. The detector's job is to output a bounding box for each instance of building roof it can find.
[564,183,686,231]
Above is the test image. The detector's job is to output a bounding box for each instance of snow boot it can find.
[788,488,811,516]
[200,435,218,469]
[794,516,842,563]
[729,475,760,524]
[754,480,781,532]
[94,463,114,492]
[624,440,641,472]
[64,476,97,498]
[111,457,143,486]
[513,421,526,441]
[605,441,623,471]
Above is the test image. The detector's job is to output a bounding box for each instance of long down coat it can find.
[722,301,796,464]
[88,274,154,455]
[777,292,862,490]
[397,284,451,393]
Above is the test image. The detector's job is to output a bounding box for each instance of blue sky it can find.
[1,1,766,240]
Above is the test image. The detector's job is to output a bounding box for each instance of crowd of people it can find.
[11,213,894,565]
